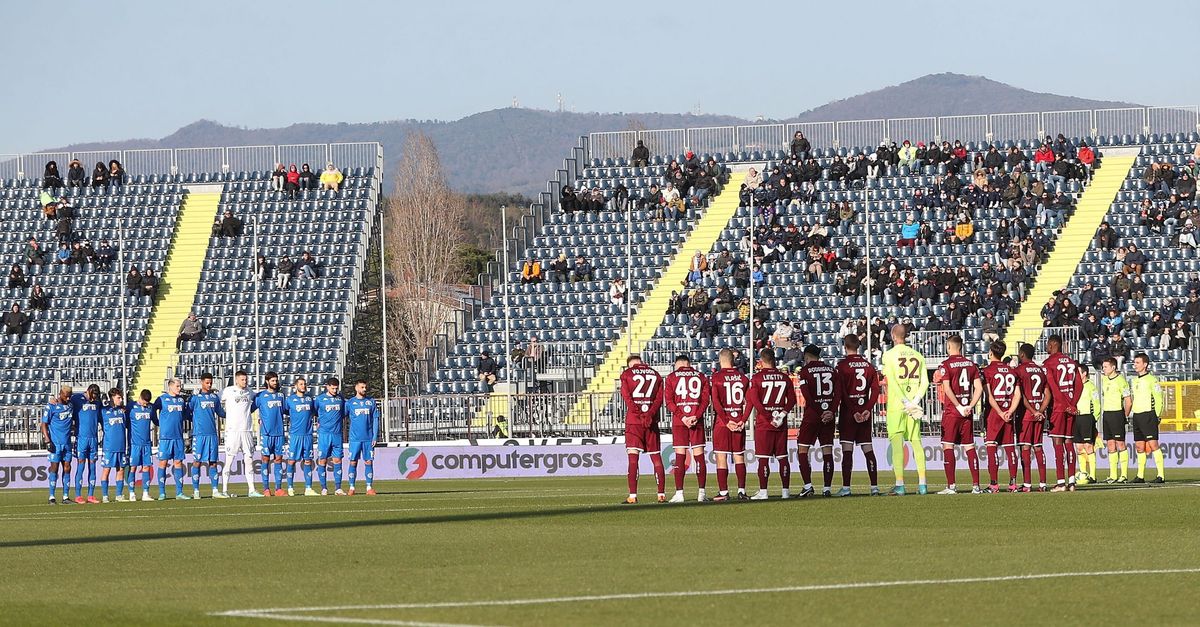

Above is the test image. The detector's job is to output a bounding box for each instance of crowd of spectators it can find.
[520,253,593,284]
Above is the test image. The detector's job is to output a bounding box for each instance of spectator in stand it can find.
[1185,293,1200,323]
[751,264,765,288]
[66,159,85,188]
[28,284,50,312]
[611,181,629,212]
[1096,221,1118,250]
[1123,244,1147,276]
[107,160,125,189]
[1033,143,1055,176]
[520,258,542,284]
[896,140,919,171]
[255,254,273,284]
[298,164,318,191]
[284,164,301,199]
[1077,143,1095,180]
[23,239,44,267]
[219,210,244,238]
[296,251,318,279]
[4,303,28,340]
[7,264,28,289]
[141,268,159,301]
[608,278,626,305]
[276,255,294,288]
[698,312,718,340]
[560,185,579,213]
[548,253,569,283]
[897,214,919,248]
[687,288,709,315]
[176,313,206,350]
[319,163,343,191]
[790,132,811,159]
[477,350,498,390]
[1181,214,1198,250]
[1110,334,1130,369]
[771,320,796,353]
[43,161,63,190]
[271,163,287,192]
[90,162,109,188]
[691,169,714,205]
[953,214,975,245]
[686,250,706,286]
[1041,296,1061,327]
[55,215,73,245]
[1167,320,1192,350]
[710,285,735,314]
[95,240,116,271]
[125,266,142,297]
[1177,170,1196,202]
[570,255,593,283]
[661,182,685,222]
[631,140,649,167]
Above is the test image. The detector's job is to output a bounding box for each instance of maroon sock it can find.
[987,445,999,485]
[693,453,706,489]
[944,449,957,486]
[778,458,791,489]
[626,453,639,495]
[1034,447,1047,484]
[798,451,812,485]
[1006,448,1019,484]
[864,450,878,486]
[673,453,686,491]
[757,460,770,490]
[717,466,729,493]
[966,447,980,486]
[734,462,747,490]
[1052,441,1066,482]
[1065,445,1077,479]
[822,453,834,489]
[650,454,665,493]
[1020,448,1032,484]
[841,449,853,487]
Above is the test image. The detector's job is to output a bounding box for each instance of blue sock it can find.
[273,461,282,490]
[87,462,96,496]
[74,464,85,497]
[302,463,313,489]
[365,464,373,488]
[157,467,167,496]
[349,463,357,489]
[260,458,270,488]
[172,466,184,494]
[126,468,136,497]
[317,463,328,490]
[142,470,151,493]
[101,479,109,498]
[49,471,58,500]
[333,461,342,489]
[208,466,219,492]
[287,464,295,489]
[190,465,201,492]
[116,478,124,496]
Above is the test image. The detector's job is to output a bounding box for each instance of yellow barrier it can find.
[1161,380,1200,431]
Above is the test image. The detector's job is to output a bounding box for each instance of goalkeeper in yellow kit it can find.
[880,325,929,495]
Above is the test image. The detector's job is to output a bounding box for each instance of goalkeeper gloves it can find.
[46,441,56,454]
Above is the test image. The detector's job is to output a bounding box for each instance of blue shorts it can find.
[103,451,127,469]
[159,438,185,461]
[287,434,313,461]
[260,435,284,457]
[192,435,219,464]
[75,438,98,461]
[316,433,342,460]
[129,444,153,467]
[349,440,373,462]
[48,439,73,463]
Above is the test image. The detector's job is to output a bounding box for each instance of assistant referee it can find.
[1099,358,1131,484]
[1130,353,1166,483]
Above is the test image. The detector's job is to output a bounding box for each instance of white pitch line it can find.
[213,567,1200,625]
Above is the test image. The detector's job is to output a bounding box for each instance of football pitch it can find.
[2,473,1200,626]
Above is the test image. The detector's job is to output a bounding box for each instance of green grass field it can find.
[2,471,1199,626]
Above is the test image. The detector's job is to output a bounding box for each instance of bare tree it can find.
[386,132,466,377]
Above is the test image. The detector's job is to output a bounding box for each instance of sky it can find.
[2,0,1196,153]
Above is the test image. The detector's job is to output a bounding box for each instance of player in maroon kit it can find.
[710,349,750,501]
[664,354,711,503]
[619,354,666,504]
[796,344,841,497]
[834,335,880,496]
[748,348,796,500]
[935,335,984,494]
[982,341,1022,493]
[1014,343,1050,492]
[1042,335,1083,492]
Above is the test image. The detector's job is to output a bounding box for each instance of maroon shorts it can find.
[625,421,661,453]
[671,423,706,448]
[796,418,835,447]
[985,410,1016,447]
[1018,415,1045,446]
[754,428,788,458]
[940,414,974,446]
[838,414,873,445]
[712,425,747,454]
[1048,410,1074,439]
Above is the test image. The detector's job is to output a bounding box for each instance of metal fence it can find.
[0,142,382,178]
[586,105,1200,160]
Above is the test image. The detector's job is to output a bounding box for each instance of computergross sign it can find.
[3,435,1200,487]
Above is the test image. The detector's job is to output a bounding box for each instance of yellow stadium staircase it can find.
[1003,151,1139,347]
[565,166,753,423]
[128,191,221,394]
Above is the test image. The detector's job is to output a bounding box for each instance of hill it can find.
[39,74,1140,196]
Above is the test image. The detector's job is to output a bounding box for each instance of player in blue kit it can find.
[99,388,130,503]
[284,377,318,496]
[345,379,380,496]
[70,384,104,503]
[40,386,76,505]
[188,373,226,499]
[314,377,346,496]
[127,389,157,501]
[153,379,190,500]
[254,372,288,497]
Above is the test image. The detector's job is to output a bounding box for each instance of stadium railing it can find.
[0,406,42,450]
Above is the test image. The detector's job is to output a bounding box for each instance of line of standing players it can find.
[618,328,1167,503]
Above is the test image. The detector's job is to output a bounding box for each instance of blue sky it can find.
[1,0,1194,153]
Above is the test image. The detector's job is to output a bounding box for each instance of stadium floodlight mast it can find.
[747,193,755,374]
[501,205,512,391]
[379,206,390,434]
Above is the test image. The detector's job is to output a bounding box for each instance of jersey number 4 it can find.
[674,376,703,399]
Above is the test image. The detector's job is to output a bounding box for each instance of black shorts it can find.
[1072,414,1097,444]
[1101,410,1127,441]
[1131,411,1159,442]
